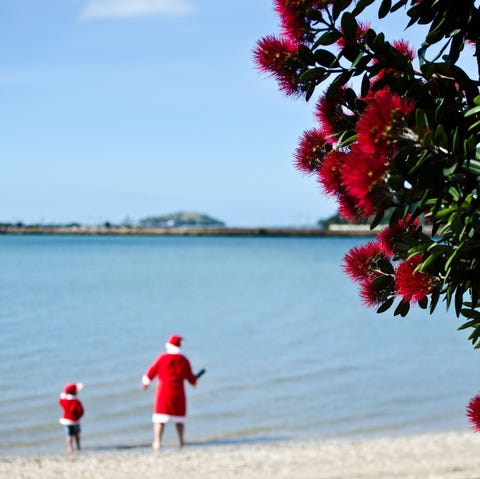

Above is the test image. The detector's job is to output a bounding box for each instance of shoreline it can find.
[2,430,480,479]
[0,225,379,237]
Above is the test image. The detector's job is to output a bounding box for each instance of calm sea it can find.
[0,234,478,457]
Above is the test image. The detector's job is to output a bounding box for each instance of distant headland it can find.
[0,210,380,237]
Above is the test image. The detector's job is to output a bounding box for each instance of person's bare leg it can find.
[66,435,73,453]
[175,423,185,448]
[153,423,165,450]
[74,434,81,451]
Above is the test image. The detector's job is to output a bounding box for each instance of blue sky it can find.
[1,1,470,227]
[2,0,328,227]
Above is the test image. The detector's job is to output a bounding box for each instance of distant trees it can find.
[254,0,480,349]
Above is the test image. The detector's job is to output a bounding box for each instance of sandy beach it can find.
[2,431,480,479]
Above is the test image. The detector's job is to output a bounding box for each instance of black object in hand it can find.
[196,368,206,379]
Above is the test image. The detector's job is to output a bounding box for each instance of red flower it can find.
[359,273,385,306]
[294,128,331,174]
[337,193,364,222]
[314,87,356,137]
[275,0,334,42]
[467,394,480,432]
[318,150,346,195]
[395,254,434,303]
[392,39,416,62]
[342,241,387,282]
[356,88,415,158]
[253,35,300,96]
[341,144,390,217]
[376,215,419,257]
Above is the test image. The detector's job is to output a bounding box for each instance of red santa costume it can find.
[58,383,84,426]
[142,335,197,424]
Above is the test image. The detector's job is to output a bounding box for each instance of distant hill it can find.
[138,211,225,228]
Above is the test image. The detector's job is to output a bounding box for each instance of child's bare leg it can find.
[175,423,185,448]
[74,434,81,451]
[66,435,73,453]
[152,423,164,450]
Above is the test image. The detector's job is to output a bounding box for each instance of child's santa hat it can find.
[63,382,84,395]
[167,335,182,347]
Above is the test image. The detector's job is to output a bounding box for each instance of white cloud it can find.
[81,0,196,19]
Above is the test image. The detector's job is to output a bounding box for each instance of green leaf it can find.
[361,73,370,97]
[299,67,327,82]
[370,210,385,229]
[391,0,408,12]
[378,0,392,18]
[341,12,358,41]
[326,71,353,101]
[297,44,315,65]
[351,0,376,15]
[468,119,480,132]
[465,105,480,117]
[447,186,460,201]
[332,0,347,20]
[430,289,440,313]
[455,286,464,317]
[415,108,429,135]
[305,82,316,102]
[394,300,410,317]
[314,31,342,47]
[433,124,448,147]
[377,297,394,313]
[418,296,428,309]
[460,309,480,321]
[314,49,338,67]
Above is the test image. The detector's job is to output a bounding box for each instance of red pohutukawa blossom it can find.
[356,88,415,158]
[253,35,300,96]
[376,215,419,257]
[294,128,331,174]
[318,150,347,195]
[392,39,416,62]
[274,0,332,43]
[342,241,387,282]
[359,273,386,306]
[395,254,434,303]
[466,394,480,432]
[341,144,391,216]
[337,192,364,222]
[338,89,415,216]
[314,87,356,137]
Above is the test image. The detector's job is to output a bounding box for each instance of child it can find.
[58,382,84,453]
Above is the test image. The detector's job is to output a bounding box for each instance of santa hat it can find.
[63,382,84,395]
[165,335,183,354]
[167,335,183,347]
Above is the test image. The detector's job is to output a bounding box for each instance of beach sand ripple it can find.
[2,431,480,479]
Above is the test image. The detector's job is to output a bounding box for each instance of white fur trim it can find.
[59,418,80,425]
[152,413,185,424]
[165,343,181,354]
[59,393,77,400]
[142,375,151,386]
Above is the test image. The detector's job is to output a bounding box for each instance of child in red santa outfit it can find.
[142,335,199,450]
[58,382,84,453]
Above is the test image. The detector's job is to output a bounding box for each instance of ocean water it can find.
[0,234,478,457]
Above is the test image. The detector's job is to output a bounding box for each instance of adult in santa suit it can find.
[142,335,197,449]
